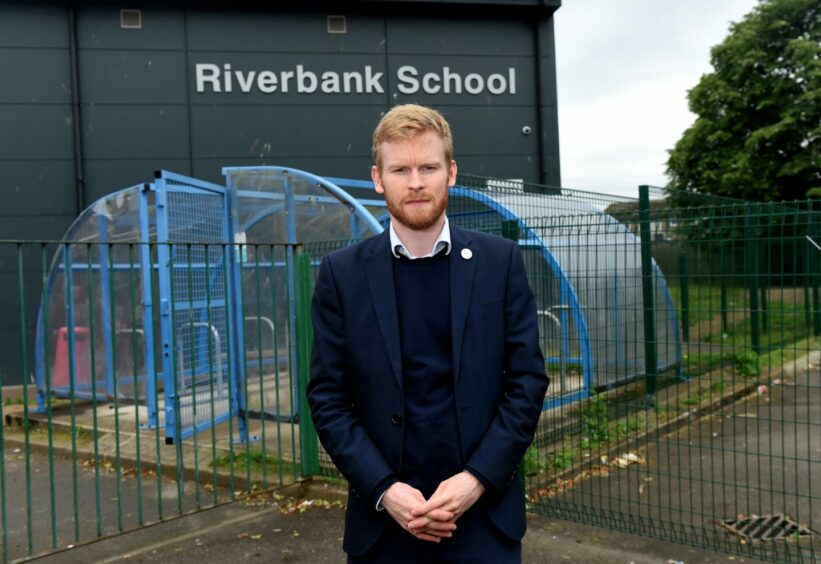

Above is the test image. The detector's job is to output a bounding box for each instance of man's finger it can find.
[407,509,454,529]
[412,494,452,517]
[422,508,455,522]
[410,530,442,543]
[419,520,457,533]
[408,516,456,531]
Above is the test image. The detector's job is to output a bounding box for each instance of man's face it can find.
[371,130,457,231]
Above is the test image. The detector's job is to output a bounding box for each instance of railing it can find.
[0,193,819,562]
[522,195,820,563]
[0,241,315,563]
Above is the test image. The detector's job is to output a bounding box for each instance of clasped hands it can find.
[381,471,485,543]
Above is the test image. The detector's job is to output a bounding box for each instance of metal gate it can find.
[154,171,240,443]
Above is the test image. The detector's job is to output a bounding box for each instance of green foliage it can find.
[666,0,820,202]
[73,425,90,441]
[703,301,809,348]
[733,350,761,377]
[669,283,747,325]
[523,444,577,474]
[547,447,578,470]
[680,378,726,407]
[212,450,287,474]
[583,393,610,443]
[523,444,541,475]
[613,412,647,439]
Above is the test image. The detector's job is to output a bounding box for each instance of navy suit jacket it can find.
[307,225,548,556]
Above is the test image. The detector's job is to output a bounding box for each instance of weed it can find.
[212,450,290,475]
[546,446,577,470]
[583,393,610,443]
[73,426,91,441]
[613,412,647,438]
[523,445,541,476]
[680,378,726,407]
[732,350,759,377]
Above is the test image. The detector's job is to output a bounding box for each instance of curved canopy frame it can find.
[32,165,680,432]
[33,168,384,443]
[446,186,682,405]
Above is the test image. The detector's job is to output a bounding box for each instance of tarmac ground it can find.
[27,488,764,564]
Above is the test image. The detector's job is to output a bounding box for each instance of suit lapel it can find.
[363,232,404,392]
[449,226,477,387]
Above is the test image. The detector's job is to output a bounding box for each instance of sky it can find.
[554,0,761,199]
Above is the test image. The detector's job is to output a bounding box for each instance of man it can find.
[307,104,548,562]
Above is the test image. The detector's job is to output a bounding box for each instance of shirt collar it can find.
[389,216,451,260]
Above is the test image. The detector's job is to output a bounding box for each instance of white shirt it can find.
[389,216,452,259]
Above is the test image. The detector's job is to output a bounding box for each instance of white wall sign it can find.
[195,63,517,96]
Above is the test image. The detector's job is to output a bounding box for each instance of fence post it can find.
[678,253,689,343]
[804,207,812,331]
[720,270,729,335]
[501,219,520,242]
[813,208,821,337]
[744,205,762,354]
[759,226,769,334]
[638,186,658,403]
[295,249,320,477]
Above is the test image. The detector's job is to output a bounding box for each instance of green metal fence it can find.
[519,194,820,563]
[0,241,316,562]
[1,187,820,563]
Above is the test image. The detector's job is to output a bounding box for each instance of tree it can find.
[666,0,820,202]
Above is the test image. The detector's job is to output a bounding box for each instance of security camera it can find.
[521,125,532,135]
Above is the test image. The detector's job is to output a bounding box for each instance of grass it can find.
[683,350,761,378]
[680,378,725,407]
[759,336,819,369]
[212,450,295,476]
[703,302,809,348]
[668,283,748,326]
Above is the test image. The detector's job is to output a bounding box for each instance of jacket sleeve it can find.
[465,242,549,492]
[306,256,396,502]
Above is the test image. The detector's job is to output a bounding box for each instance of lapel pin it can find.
[461,248,473,260]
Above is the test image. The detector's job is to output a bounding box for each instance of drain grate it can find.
[719,513,812,543]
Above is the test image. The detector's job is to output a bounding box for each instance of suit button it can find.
[391,413,402,425]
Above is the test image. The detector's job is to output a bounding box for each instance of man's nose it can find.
[408,168,424,190]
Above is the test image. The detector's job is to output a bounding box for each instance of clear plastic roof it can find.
[224,167,382,245]
[448,187,681,396]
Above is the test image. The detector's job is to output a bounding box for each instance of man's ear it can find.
[447,160,458,187]
[372,165,385,194]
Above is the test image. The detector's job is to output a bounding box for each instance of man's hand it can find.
[408,471,485,530]
[381,482,456,543]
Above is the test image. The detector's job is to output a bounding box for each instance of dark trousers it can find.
[348,505,521,564]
